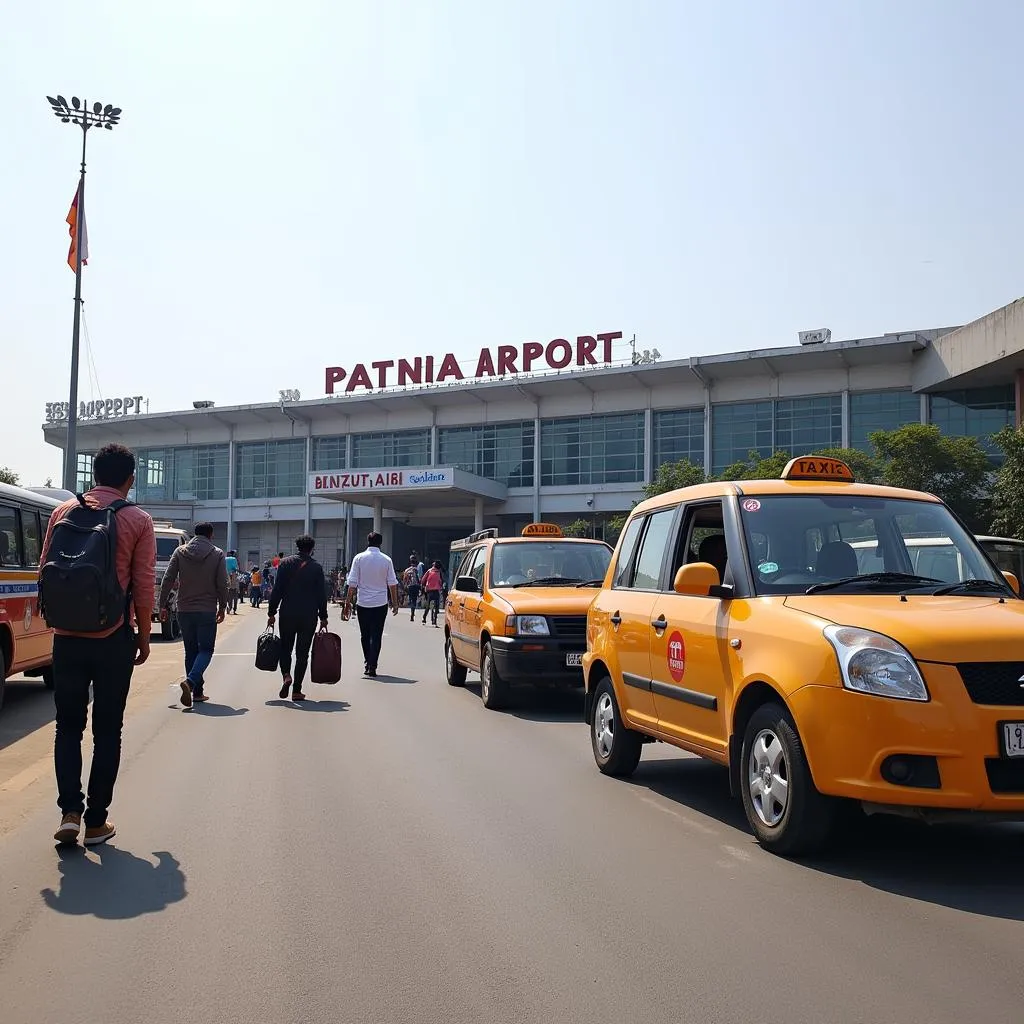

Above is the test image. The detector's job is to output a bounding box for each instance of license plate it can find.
[565,652,583,668]
[1001,722,1024,758]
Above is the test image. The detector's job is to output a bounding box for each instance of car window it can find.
[0,505,20,567]
[632,509,677,590]
[612,515,644,588]
[490,540,611,586]
[471,547,487,587]
[20,509,41,567]
[677,502,728,584]
[981,540,1024,581]
[456,548,481,587]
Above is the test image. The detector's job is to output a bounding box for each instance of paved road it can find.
[1,608,1023,1024]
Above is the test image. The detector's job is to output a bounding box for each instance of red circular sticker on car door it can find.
[667,630,686,682]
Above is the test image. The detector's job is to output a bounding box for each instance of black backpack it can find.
[39,496,132,633]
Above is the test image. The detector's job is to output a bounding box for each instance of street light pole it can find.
[46,95,122,492]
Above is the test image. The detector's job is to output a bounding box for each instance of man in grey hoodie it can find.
[159,522,228,708]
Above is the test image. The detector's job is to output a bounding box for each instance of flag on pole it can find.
[66,185,88,272]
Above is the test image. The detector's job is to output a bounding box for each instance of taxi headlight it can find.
[508,615,550,636]
[823,625,929,702]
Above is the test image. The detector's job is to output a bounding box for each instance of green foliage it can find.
[0,466,19,486]
[991,425,1024,538]
[605,513,628,544]
[643,459,705,499]
[716,450,793,481]
[563,518,593,539]
[811,447,883,484]
[869,423,992,529]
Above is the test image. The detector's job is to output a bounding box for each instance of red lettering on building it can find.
[372,360,394,388]
[545,338,572,369]
[576,335,598,365]
[497,345,518,375]
[521,342,543,371]
[475,349,496,377]
[437,352,464,382]
[398,357,422,385]
[325,367,346,395]
[346,364,373,392]
[598,331,622,364]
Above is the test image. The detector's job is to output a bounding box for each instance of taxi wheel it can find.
[445,636,467,687]
[480,642,508,710]
[740,703,838,857]
[591,677,642,777]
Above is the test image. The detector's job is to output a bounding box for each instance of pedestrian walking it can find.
[343,532,398,677]
[267,535,329,702]
[39,443,156,847]
[160,522,228,708]
[402,555,421,620]
[250,565,263,607]
[421,560,444,627]
[225,549,240,614]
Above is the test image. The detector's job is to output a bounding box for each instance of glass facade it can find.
[135,445,229,502]
[311,436,346,471]
[351,430,430,468]
[710,401,773,473]
[929,386,1015,452]
[540,413,644,486]
[849,390,921,451]
[439,421,535,486]
[653,409,704,469]
[75,452,94,493]
[236,439,305,499]
[774,395,842,455]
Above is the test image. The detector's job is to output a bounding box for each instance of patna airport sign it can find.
[324,331,623,394]
[45,396,146,424]
[310,468,454,494]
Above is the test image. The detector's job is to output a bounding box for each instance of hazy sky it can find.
[3,0,1023,484]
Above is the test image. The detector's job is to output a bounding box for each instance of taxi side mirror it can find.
[455,575,480,594]
[673,562,721,596]
[1002,571,1020,596]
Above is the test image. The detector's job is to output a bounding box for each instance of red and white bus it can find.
[0,482,61,710]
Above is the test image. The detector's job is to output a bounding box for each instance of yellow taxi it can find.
[444,524,613,709]
[583,456,1024,856]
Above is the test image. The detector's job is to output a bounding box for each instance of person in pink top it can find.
[40,444,156,847]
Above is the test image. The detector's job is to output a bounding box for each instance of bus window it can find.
[21,509,41,567]
[0,506,19,567]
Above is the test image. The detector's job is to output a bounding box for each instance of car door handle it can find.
[610,612,622,626]
[651,615,668,630]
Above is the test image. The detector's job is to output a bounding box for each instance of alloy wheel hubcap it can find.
[595,692,615,758]
[748,728,789,827]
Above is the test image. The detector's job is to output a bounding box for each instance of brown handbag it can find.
[310,626,342,684]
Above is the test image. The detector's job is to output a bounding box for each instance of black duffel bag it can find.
[255,627,281,672]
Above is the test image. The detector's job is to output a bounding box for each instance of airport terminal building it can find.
[41,299,1024,570]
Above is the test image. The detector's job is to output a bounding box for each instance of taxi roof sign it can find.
[522,522,564,538]
[781,456,855,482]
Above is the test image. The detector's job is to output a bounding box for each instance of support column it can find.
[372,498,383,535]
[303,433,312,534]
[533,414,542,523]
[1016,370,1024,428]
[702,387,712,473]
[841,390,850,449]
[920,393,929,425]
[226,434,237,550]
[643,408,653,483]
[345,502,354,566]
[474,496,484,533]
[430,423,439,465]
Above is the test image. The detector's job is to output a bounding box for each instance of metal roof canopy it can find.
[309,467,508,514]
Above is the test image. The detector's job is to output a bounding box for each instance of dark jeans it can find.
[422,590,441,624]
[356,604,388,672]
[52,626,135,827]
[406,585,420,616]
[227,590,239,613]
[279,614,317,688]
[178,611,218,693]
[251,587,262,607]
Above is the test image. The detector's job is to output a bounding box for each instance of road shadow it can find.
[264,699,350,712]
[41,845,187,919]
[625,757,1024,921]
[508,688,585,723]
[0,679,55,750]
[369,674,416,684]
[192,702,249,717]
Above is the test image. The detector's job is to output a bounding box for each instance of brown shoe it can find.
[83,821,116,847]
[193,693,209,703]
[54,812,82,844]
[177,677,192,708]
[292,691,306,701]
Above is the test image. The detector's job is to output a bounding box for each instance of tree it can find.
[643,459,705,499]
[0,466,18,486]
[563,518,593,539]
[717,450,792,481]
[990,425,1024,538]
[869,423,992,530]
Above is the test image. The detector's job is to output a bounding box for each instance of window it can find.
[136,445,229,502]
[631,508,677,590]
[489,541,611,586]
[20,509,41,567]
[75,452,93,493]
[929,386,1014,455]
[613,516,644,588]
[711,401,773,474]
[236,439,306,499]
[351,430,429,468]
[540,413,644,486]
[773,396,842,455]
[653,409,704,470]
[439,421,535,486]
[470,548,487,587]
[137,449,169,501]
[0,506,19,566]
[311,436,346,471]
[850,391,921,451]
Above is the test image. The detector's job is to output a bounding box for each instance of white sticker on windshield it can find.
[742,498,761,512]
[758,561,779,574]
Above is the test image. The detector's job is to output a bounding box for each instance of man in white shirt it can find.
[344,532,399,677]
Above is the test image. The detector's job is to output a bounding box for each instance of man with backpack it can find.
[402,555,421,620]
[39,443,156,847]
[159,523,228,708]
[266,535,329,701]
[225,549,240,614]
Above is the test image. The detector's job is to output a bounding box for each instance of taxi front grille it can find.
[550,616,587,642]
[957,662,1024,706]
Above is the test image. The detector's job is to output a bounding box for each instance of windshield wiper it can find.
[575,579,605,588]
[805,572,943,595]
[512,576,583,587]
[931,578,1010,597]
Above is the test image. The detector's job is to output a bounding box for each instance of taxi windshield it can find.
[490,541,611,587]
[738,494,1008,596]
